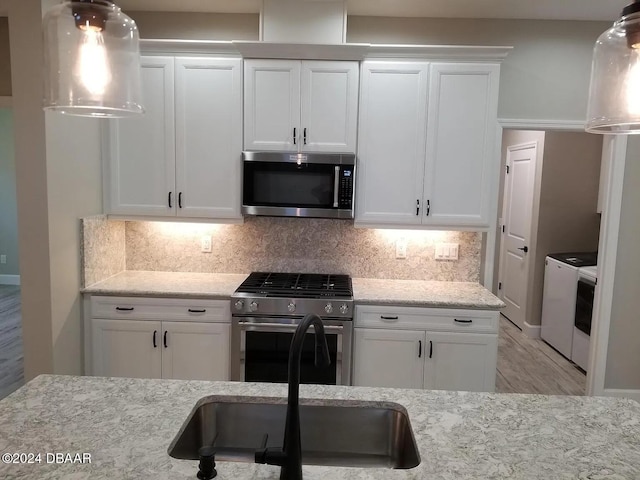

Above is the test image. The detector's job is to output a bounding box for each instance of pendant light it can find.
[586,0,640,133]
[43,0,144,117]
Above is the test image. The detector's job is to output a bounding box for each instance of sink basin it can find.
[168,396,420,469]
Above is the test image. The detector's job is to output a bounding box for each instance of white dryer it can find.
[540,252,597,360]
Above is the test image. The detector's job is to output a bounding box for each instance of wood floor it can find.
[496,314,586,395]
[0,289,584,398]
[0,285,24,399]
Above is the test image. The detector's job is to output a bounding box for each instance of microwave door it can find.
[242,160,353,219]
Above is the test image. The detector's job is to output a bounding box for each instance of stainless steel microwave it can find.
[242,151,355,219]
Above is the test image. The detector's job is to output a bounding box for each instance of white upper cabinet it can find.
[356,62,429,225]
[107,57,176,217]
[105,55,243,220]
[175,58,243,219]
[355,60,501,229]
[423,63,500,227]
[244,59,358,153]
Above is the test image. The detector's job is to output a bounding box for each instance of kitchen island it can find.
[1,375,639,479]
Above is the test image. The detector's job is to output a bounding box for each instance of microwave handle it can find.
[333,166,340,208]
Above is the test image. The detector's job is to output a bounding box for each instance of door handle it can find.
[178,192,183,209]
[518,246,529,253]
[163,331,168,348]
[303,128,307,145]
[418,340,422,358]
[416,199,420,216]
[293,127,297,145]
[168,192,172,208]
[153,330,157,348]
[429,340,433,358]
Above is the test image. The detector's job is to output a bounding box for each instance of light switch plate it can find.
[435,243,459,261]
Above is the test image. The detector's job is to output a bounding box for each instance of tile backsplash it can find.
[121,217,481,282]
[82,216,482,285]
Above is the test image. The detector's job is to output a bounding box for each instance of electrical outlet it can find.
[395,238,407,259]
[200,236,212,253]
[0,255,5,264]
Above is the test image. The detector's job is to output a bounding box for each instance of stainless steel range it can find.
[230,272,353,385]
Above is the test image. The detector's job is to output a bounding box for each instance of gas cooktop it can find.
[235,272,353,299]
[231,272,354,318]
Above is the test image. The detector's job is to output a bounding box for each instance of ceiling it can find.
[0,0,631,22]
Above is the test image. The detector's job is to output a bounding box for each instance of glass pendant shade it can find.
[43,0,144,117]
[586,3,640,133]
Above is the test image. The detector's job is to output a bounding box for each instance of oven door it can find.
[575,278,595,335]
[231,317,352,386]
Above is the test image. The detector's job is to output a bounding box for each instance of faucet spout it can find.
[256,313,331,480]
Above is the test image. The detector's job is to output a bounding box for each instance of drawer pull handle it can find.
[164,331,168,348]
[153,330,157,348]
[380,315,399,320]
[188,309,206,313]
[454,318,473,324]
[116,307,134,311]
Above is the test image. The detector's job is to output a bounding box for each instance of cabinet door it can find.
[423,63,499,227]
[244,59,300,151]
[300,61,359,153]
[175,58,242,219]
[106,56,176,216]
[91,319,162,378]
[353,328,424,389]
[423,332,497,392]
[161,322,230,381]
[355,62,429,226]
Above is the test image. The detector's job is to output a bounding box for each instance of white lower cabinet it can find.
[353,305,498,392]
[89,296,230,381]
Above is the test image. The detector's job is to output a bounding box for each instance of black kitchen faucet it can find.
[255,313,331,480]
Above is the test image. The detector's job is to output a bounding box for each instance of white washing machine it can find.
[571,266,597,372]
[540,252,597,360]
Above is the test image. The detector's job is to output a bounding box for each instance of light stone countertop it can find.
[81,271,249,299]
[352,277,506,310]
[82,271,504,310]
[1,375,639,479]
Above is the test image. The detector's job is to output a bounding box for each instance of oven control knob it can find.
[287,302,296,313]
[324,303,333,314]
[234,300,244,311]
[249,301,259,312]
[339,303,349,314]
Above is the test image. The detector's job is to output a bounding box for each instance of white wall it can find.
[605,137,640,390]
[8,0,102,378]
[0,108,19,277]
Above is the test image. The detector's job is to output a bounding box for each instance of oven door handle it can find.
[236,321,344,332]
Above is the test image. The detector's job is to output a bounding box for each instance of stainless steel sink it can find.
[168,396,420,469]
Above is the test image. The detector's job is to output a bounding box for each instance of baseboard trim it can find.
[523,321,541,339]
[602,389,640,402]
[0,275,20,285]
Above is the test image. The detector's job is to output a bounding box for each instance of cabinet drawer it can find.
[355,305,498,334]
[90,296,230,323]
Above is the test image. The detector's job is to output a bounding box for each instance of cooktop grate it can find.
[236,272,353,298]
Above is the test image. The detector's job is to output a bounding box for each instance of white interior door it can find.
[498,142,537,329]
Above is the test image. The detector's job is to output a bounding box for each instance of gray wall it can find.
[0,18,10,96]
[530,131,602,327]
[129,11,259,40]
[347,16,608,122]
[606,138,640,390]
[0,108,18,276]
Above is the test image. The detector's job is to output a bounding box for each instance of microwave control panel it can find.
[339,167,354,209]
